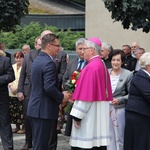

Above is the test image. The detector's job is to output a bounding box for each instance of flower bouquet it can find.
[64,70,81,114]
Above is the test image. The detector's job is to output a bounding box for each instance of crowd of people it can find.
[0,32,150,150]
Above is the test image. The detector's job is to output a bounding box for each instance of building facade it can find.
[86,0,150,51]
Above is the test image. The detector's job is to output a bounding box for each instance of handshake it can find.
[62,91,72,103]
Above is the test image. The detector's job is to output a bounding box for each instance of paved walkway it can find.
[0,133,71,150]
[0,125,71,150]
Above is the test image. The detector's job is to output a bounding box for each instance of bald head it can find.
[131,42,140,53]
[41,30,53,39]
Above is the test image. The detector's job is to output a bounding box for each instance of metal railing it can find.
[5,49,77,64]
[21,14,85,31]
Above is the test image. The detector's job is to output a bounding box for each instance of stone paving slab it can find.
[0,133,71,150]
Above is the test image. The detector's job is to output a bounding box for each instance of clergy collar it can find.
[89,55,100,61]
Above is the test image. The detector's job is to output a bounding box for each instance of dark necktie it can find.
[77,60,84,71]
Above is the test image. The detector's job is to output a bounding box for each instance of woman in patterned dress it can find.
[8,51,25,134]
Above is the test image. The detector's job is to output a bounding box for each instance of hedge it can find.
[0,22,85,50]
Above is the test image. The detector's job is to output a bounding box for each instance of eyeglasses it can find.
[78,47,91,52]
[51,44,61,48]
[78,48,85,51]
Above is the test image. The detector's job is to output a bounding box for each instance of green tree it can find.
[103,0,150,33]
[0,0,29,31]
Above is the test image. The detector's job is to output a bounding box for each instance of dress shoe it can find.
[17,129,25,134]
[21,142,32,150]
[12,128,20,133]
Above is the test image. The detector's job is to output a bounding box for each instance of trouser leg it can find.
[0,103,14,150]
[23,98,32,143]
[31,117,57,150]
[24,115,32,143]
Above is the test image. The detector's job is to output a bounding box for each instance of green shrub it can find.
[0,22,85,50]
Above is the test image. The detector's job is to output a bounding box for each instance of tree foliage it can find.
[0,22,85,50]
[103,0,150,33]
[0,0,29,32]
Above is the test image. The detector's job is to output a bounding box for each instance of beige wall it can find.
[86,0,150,51]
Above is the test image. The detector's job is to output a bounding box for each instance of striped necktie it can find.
[77,60,84,71]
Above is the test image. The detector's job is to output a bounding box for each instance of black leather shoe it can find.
[21,142,32,150]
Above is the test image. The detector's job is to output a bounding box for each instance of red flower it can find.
[64,70,81,114]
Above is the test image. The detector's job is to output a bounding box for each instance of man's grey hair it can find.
[86,40,101,55]
[102,42,113,52]
[75,38,87,48]
[22,44,31,50]
[134,48,145,55]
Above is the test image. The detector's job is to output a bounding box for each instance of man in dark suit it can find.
[27,33,70,150]
[18,53,32,150]
[62,38,87,136]
[18,31,67,149]
[122,45,137,71]
[18,36,41,150]
[63,38,87,87]
[0,55,15,150]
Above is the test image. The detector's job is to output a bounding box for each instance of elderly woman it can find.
[107,49,133,150]
[124,52,150,150]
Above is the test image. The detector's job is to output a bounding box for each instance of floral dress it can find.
[8,63,24,125]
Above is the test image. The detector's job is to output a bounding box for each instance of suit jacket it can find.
[0,56,15,103]
[123,55,137,71]
[18,49,66,110]
[126,69,150,117]
[27,52,64,119]
[62,56,86,89]
[18,54,31,99]
[108,68,133,108]
[5,51,11,62]
[102,58,112,69]
[27,50,40,83]
[53,50,67,91]
[27,50,67,91]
